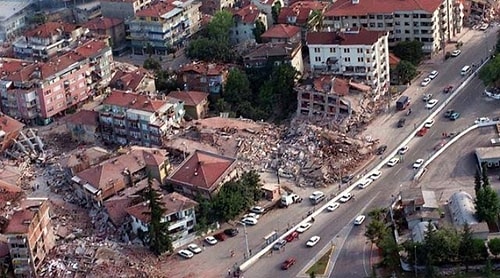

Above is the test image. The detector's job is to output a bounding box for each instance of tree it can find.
[308,10,324,31]
[155,70,181,92]
[365,219,388,245]
[459,223,475,272]
[393,41,424,65]
[144,178,173,255]
[207,10,234,43]
[474,168,482,194]
[143,58,162,71]
[475,184,500,225]
[224,69,252,104]
[271,2,282,23]
[253,20,266,43]
[483,258,494,278]
[479,55,500,87]
[393,60,417,84]
[488,238,500,256]
[482,164,490,187]
[378,232,401,270]
[471,238,489,260]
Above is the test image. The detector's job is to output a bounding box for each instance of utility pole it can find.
[243,223,250,258]
[414,245,418,277]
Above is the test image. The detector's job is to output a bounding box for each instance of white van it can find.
[461,65,471,75]
[308,191,325,205]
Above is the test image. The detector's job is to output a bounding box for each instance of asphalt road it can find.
[243,27,500,278]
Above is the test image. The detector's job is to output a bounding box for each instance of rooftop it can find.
[0,113,24,134]
[325,0,443,17]
[307,28,386,45]
[449,191,478,227]
[475,147,500,160]
[244,42,300,59]
[24,22,79,39]
[167,90,209,106]
[65,110,99,127]
[261,24,301,39]
[109,68,152,91]
[102,90,169,113]
[3,198,48,234]
[136,2,179,18]
[231,4,262,24]
[179,62,228,76]
[84,17,123,30]
[74,39,110,58]
[0,0,32,23]
[125,192,198,223]
[168,149,236,191]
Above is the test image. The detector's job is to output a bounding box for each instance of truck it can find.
[396,96,410,111]
[280,193,302,208]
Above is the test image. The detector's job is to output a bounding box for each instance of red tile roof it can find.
[102,90,168,112]
[278,1,328,25]
[168,150,236,191]
[136,2,176,18]
[109,68,151,91]
[84,17,123,30]
[104,195,143,227]
[0,113,24,134]
[167,91,208,106]
[65,110,99,126]
[24,22,79,39]
[179,62,228,76]
[307,28,385,45]
[74,39,109,58]
[231,4,262,24]
[125,192,198,223]
[3,198,47,234]
[325,0,442,17]
[261,24,301,39]
[389,52,401,67]
[40,52,87,79]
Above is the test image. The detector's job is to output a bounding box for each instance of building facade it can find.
[167,90,209,120]
[229,4,268,45]
[126,192,198,249]
[3,197,55,277]
[323,0,463,54]
[100,0,152,20]
[178,62,230,95]
[74,39,115,88]
[96,90,185,147]
[127,0,201,55]
[243,42,304,75]
[0,113,24,153]
[0,0,32,42]
[307,28,390,96]
[84,17,126,51]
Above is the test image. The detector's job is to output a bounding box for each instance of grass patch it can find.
[306,247,334,276]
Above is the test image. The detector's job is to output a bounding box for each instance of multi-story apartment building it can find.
[13,22,88,61]
[307,28,390,96]
[96,90,185,147]
[100,0,152,20]
[72,146,170,205]
[243,42,304,75]
[0,0,33,43]
[178,62,230,95]
[3,197,55,277]
[277,1,330,42]
[261,24,301,44]
[84,17,126,51]
[229,4,268,45]
[0,113,24,153]
[126,191,198,249]
[323,0,463,54]
[0,39,113,124]
[127,0,201,55]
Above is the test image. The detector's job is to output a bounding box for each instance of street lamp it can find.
[276,143,281,184]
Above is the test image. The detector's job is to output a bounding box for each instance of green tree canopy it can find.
[365,219,388,245]
[488,238,500,256]
[479,55,500,87]
[475,184,500,224]
[144,178,173,255]
[393,41,424,65]
[143,58,162,71]
[207,10,234,42]
[459,223,475,272]
[393,60,417,85]
[253,20,266,43]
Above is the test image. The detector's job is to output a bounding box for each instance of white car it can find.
[413,159,424,169]
[339,193,352,203]
[428,70,439,79]
[250,206,265,214]
[326,202,340,212]
[398,146,409,155]
[243,213,260,220]
[241,217,258,225]
[357,178,373,189]
[296,222,312,233]
[475,117,491,124]
[370,170,382,180]
[424,119,435,128]
[451,49,461,57]
[425,99,439,109]
[422,94,433,101]
[178,249,194,259]
[187,244,202,254]
[205,236,218,245]
[306,236,321,247]
[387,157,400,167]
[421,78,431,87]
[309,191,325,200]
[354,215,366,225]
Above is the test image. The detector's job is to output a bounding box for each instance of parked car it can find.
[285,231,299,242]
[424,119,435,128]
[243,213,260,220]
[187,244,202,254]
[205,236,218,245]
[387,157,400,167]
[224,228,239,237]
[451,49,461,57]
[450,112,461,120]
[413,159,424,169]
[370,170,382,180]
[444,109,455,118]
[443,85,453,93]
[296,222,312,233]
[273,239,287,250]
[249,206,265,214]
[421,77,431,87]
[422,93,433,101]
[357,178,374,189]
[475,117,491,124]
[326,202,340,212]
[306,236,321,247]
[397,118,406,128]
[281,258,297,270]
[354,215,366,225]
[417,127,428,136]
[425,99,439,109]
[241,217,258,226]
[398,146,409,155]
[214,232,227,241]
[376,145,387,155]
[428,70,439,79]
[339,193,352,203]
[178,249,194,259]
[341,174,354,183]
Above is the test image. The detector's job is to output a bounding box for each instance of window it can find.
[329,48,335,53]
[315,57,321,62]
[376,15,383,20]
[357,57,364,62]
[344,57,350,62]
[377,23,383,28]
[404,22,410,26]
[314,47,320,53]
[405,30,410,34]
[366,58,371,63]
[369,15,375,19]
[357,48,363,53]
[343,48,350,53]
[369,23,375,28]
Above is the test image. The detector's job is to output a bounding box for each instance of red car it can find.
[285,231,299,242]
[281,257,296,270]
[416,127,428,137]
[214,232,227,241]
[443,85,453,94]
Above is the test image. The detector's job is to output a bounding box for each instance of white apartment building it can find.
[323,0,464,54]
[307,28,390,96]
[0,0,32,42]
[230,4,268,45]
